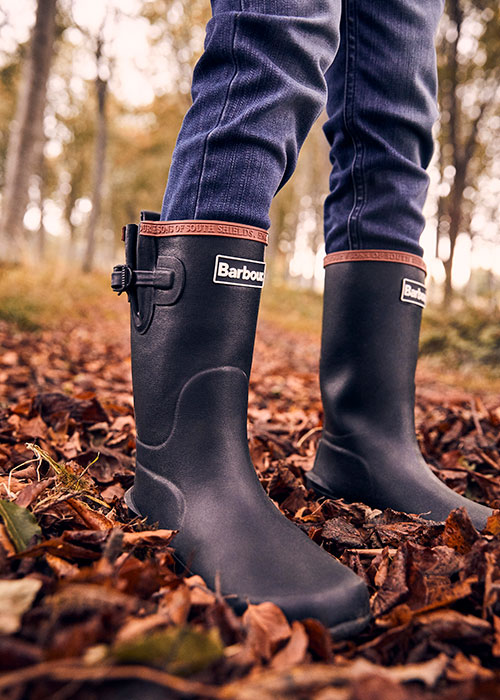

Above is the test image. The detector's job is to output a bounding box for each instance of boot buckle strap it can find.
[111,264,133,294]
[111,264,174,294]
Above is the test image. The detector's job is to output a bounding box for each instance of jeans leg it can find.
[161,0,341,229]
[323,0,444,255]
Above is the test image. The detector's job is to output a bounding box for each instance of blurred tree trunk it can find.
[440,0,462,307]
[82,36,108,273]
[36,147,47,261]
[437,0,499,307]
[65,187,78,262]
[0,0,57,263]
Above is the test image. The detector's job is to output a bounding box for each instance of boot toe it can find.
[320,573,371,638]
[464,501,492,532]
[270,567,371,639]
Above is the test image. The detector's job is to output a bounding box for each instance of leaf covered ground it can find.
[1,278,500,700]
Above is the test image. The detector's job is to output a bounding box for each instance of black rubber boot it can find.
[112,214,370,637]
[306,251,492,531]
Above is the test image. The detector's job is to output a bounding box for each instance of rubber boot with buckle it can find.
[112,213,371,638]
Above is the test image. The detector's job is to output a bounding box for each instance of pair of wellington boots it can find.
[112,213,491,638]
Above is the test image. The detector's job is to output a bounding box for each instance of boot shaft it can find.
[320,253,426,436]
[114,214,267,445]
[310,252,491,530]
[112,219,372,633]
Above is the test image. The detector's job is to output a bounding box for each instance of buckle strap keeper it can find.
[111,264,174,295]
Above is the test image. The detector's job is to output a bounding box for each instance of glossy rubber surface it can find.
[308,260,491,530]
[122,222,371,634]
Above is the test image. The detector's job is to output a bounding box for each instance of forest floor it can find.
[0,267,500,699]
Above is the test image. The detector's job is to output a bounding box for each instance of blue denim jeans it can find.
[161,0,444,256]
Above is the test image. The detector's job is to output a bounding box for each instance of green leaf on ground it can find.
[0,498,42,552]
[112,626,224,675]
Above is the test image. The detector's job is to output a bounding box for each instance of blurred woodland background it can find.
[0,0,500,308]
[3,4,500,694]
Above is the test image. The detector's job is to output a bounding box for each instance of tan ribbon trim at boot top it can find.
[140,219,268,245]
[324,249,427,274]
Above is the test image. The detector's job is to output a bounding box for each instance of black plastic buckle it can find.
[111,264,133,294]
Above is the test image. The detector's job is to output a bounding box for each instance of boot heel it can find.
[309,435,372,504]
[124,486,140,517]
[126,462,185,530]
[304,472,340,501]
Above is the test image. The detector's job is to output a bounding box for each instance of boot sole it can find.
[124,486,371,640]
[328,611,372,640]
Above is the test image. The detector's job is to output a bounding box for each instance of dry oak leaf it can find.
[270,620,308,670]
[446,651,494,682]
[493,615,500,657]
[348,674,409,700]
[242,602,292,661]
[44,553,79,579]
[101,483,125,502]
[0,522,16,556]
[121,529,177,547]
[415,609,491,641]
[485,510,500,537]
[0,577,42,634]
[19,533,104,561]
[220,654,448,700]
[47,582,138,616]
[483,550,500,618]
[15,478,55,509]
[442,507,478,554]
[34,392,108,427]
[302,617,333,661]
[371,545,409,618]
[66,497,115,531]
[0,636,42,672]
[376,577,476,628]
[157,584,192,626]
[321,517,364,549]
[184,574,217,606]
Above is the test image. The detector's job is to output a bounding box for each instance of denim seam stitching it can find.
[343,0,365,250]
[193,7,242,218]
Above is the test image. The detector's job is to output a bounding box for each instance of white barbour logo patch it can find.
[400,278,426,308]
[213,255,266,289]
